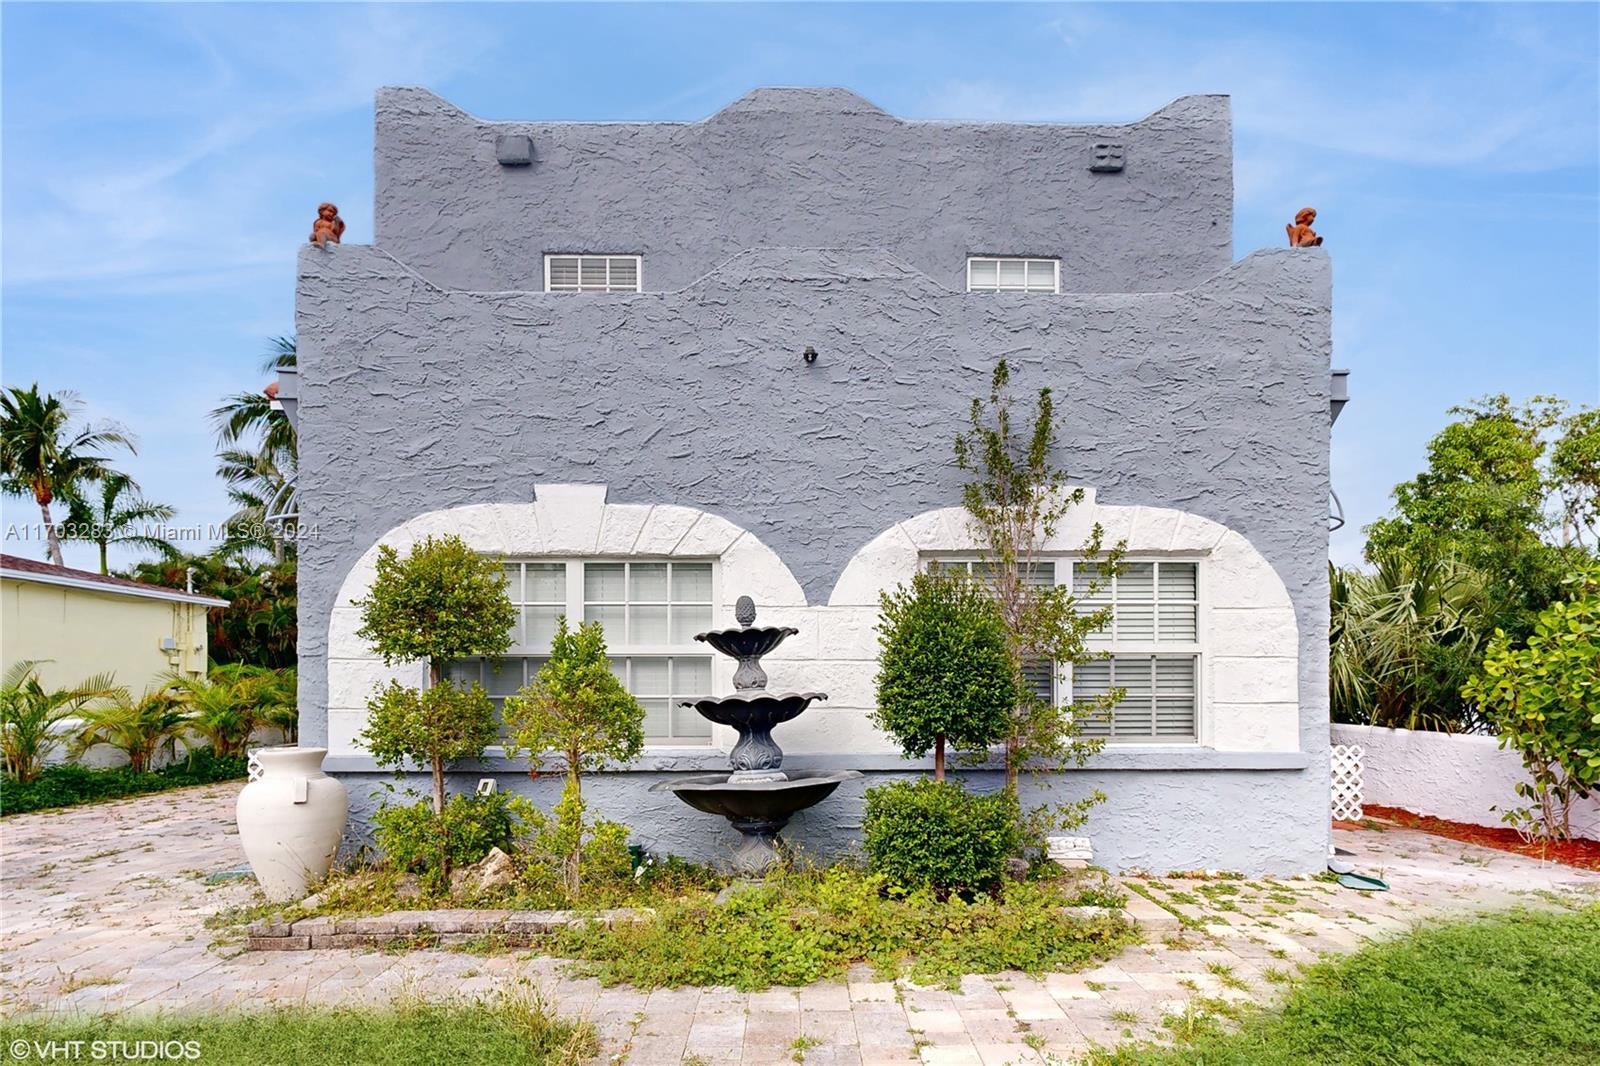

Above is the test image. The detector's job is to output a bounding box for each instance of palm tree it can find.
[0,385,135,566]
[61,472,178,574]
[217,444,297,560]
[1329,553,1491,732]
[210,336,297,464]
[0,661,120,783]
[70,682,191,773]
[171,672,257,759]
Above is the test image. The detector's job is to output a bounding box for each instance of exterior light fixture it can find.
[803,346,817,364]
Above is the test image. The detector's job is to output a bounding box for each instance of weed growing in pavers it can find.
[788,1035,819,1063]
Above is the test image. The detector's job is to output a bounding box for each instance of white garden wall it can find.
[1331,723,1600,842]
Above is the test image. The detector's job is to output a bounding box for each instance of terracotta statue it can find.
[310,203,345,247]
[1286,207,1323,248]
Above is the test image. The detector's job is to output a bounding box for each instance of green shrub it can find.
[373,791,535,879]
[862,779,1021,895]
[551,864,1134,990]
[503,618,644,895]
[874,569,1016,780]
[0,749,247,816]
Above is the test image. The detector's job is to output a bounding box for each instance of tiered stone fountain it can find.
[651,596,860,872]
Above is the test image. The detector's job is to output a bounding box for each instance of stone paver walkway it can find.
[4,784,1598,1064]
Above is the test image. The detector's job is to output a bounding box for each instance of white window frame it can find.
[449,557,718,747]
[965,257,1060,294]
[543,254,644,293]
[925,555,1206,745]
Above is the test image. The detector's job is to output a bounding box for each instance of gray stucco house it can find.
[289,86,1337,875]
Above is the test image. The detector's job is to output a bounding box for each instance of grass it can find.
[547,865,1137,990]
[1087,905,1600,1065]
[0,992,595,1066]
[0,751,246,816]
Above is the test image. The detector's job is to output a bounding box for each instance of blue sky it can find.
[2,2,1596,571]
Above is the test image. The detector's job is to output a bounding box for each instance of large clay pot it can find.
[236,746,347,901]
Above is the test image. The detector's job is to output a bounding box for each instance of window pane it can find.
[672,604,712,644]
[1073,562,1111,602]
[632,657,670,695]
[586,603,626,638]
[444,660,481,689]
[672,563,713,602]
[523,606,562,651]
[1021,660,1054,702]
[1072,660,1112,736]
[969,259,998,289]
[1159,604,1198,643]
[608,258,639,291]
[1159,563,1197,600]
[1118,602,1156,642]
[580,257,608,289]
[1026,260,1055,292]
[640,698,671,738]
[630,562,668,601]
[547,257,580,290]
[673,703,712,739]
[632,604,669,644]
[674,657,712,698]
[502,564,522,603]
[1119,563,1155,598]
[526,563,565,602]
[483,658,523,697]
[998,259,1027,289]
[585,562,625,601]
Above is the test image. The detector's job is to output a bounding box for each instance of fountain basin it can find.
[651,770,863,873]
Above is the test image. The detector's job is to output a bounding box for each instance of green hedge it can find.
[0,749,246,816]
[862,778,1021,895]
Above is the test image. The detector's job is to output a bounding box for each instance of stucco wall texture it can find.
[374,87,1234,294]
[294,88,1334,874]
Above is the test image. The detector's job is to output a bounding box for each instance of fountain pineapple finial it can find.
[735,595,756,628]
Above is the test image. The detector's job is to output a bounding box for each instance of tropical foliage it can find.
[130,555,298,668]
[69,682,193,774]
[1339,394,1599,732]
[0,384,135,566]
[0,662,120,783]
[61,471,177,574]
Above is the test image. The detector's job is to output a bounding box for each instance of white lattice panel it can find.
[247,750,265,783]
[1330,743,1364,822]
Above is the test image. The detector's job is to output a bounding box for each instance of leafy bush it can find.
[874,569,1016,779]
[69,682,192,773]
[551,865,1135,990]
[0,749,247,815]
[373,791,536,879]
[1463,568,1600,840]
[503,618,643,895]
[354,535,515,814]
[862,779,1021,895]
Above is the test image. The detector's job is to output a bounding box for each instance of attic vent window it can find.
[966,257,1059,294]
[545,255,642,293]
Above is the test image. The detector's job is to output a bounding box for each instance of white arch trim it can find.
[324,485,804,755]
[826,488,1301,752]
[326,484,1300,758]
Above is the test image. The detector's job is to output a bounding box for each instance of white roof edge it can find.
[0,566,230,608]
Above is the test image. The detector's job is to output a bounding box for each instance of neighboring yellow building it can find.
[0,554,228,693]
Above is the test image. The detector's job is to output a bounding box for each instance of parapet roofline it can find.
[375,85,1229,130]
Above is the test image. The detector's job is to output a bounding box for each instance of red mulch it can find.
[1343,805,1600,872]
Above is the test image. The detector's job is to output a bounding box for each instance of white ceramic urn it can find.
[235,746,348,901]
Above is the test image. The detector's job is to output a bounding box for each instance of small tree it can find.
[954,359,1125,829]
[1463,568,1600,842]
[875,569,1016,781]
[503,618,644,896]
[353,535,515,813]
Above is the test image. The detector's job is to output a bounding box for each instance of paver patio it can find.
[4,784,1598,1064]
